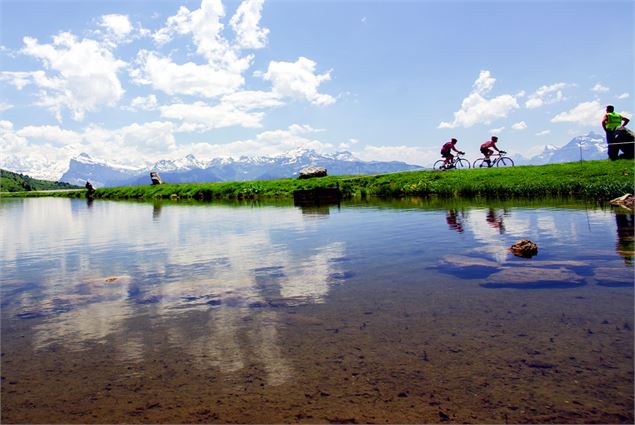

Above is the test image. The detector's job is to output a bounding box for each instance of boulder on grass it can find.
[298,166,327,179]
[150,171,162,185]
[510,239,538,258]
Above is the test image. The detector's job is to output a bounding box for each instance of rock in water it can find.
[510,240,538,258]
[298,166,327,179]
[609,193,634,211]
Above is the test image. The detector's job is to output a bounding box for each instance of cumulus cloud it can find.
[591,83,609,93]
[618,92,630,99]
[128,94,158,111]
[511,121,527,130]
[438,70,519,129]
[170,124,333,159]
[131,50,244,98]
[16,125,83,146]
[99,14,133,43]
[551,100,604,126]
[18,32,126,121]
[230,0,269,49]
[158,91,284,131]
[160,101,266,131]
[525,82,569,109]
[258,57,335,106]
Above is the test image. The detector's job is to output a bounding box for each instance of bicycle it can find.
[472,151,514,168]
[433,153,471,170]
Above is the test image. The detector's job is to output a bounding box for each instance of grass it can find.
[2,159,633,202]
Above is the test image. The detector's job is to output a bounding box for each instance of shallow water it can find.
[1,197,633,423]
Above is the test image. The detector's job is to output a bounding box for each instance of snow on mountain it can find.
[151,154,209,172]
[57,149,422,187]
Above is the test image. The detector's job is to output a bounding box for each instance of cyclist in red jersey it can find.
[440,138,464,168]
[480,136,504,167]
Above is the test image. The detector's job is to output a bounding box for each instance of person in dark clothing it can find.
[602,105,630,160]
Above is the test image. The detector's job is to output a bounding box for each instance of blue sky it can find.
[1,0,633,179]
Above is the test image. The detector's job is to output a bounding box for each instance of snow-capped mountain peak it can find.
[151,154,207,172]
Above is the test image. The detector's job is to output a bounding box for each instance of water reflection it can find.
[445,209,466,233]
[615,213,634,265]
[1,198,633,386]
[485,208,507,234]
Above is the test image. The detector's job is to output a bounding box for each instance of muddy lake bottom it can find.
[2,277,633,424]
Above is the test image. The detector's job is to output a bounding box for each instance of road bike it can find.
[472,152,514,168]
[433,153,471,170]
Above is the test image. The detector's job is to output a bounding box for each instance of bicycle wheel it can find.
[455,159,470,169]
[433,160,446,170]
[496,156,514,167]
[473,158,487,168]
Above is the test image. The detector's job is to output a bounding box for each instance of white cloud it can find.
[151,0,252,75]
[618,92,630,99]
[19,32,126,121]
[438,70,519,129]
[591,83,609,93]
[511,121,527,130]
[160,101,265,131]
[551,100,604,126]
[489,127,505,134]
[229,0,269,49]
[16,125,83,146]
[536,130,551,136]
[132,50,244,98]
[128,94,158,111]
[525,82,569,109]
[99,14,133,42]
[259,57,335,106]
[0,102,13,112]
[171,124,333,159]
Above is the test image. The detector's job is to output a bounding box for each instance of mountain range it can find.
[3,133,612,188]
[59,149,424,188]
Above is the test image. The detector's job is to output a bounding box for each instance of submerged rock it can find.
[439,255,500,269]
[593,267,634,287]
[484,267,585,287]
[510,240,538,258]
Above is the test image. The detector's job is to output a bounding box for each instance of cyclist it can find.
[480,136,505,167]
[440,138,464,169]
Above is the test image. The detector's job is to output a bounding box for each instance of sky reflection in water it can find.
[1,197,633,384]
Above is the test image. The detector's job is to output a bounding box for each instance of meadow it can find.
[3,160,633,202]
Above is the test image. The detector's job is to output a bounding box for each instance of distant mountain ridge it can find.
[512,132,607,165]
[60,149,424,188]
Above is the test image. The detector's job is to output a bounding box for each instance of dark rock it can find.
[510,239,538,258]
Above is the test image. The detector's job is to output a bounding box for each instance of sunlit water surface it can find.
[1,198,633,423]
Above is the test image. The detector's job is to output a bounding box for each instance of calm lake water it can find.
[1,197,633,423]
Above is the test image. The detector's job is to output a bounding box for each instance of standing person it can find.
[440,138,464,169]
[602,105,630,160]
[480,136,504,167]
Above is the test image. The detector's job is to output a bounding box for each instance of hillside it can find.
[0,169,82,192]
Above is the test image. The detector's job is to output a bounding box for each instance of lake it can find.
[1,197,633,423]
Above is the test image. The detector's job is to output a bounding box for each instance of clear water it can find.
[1,197,633,423]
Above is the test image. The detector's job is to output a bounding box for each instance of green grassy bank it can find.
[2,160,633,201]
